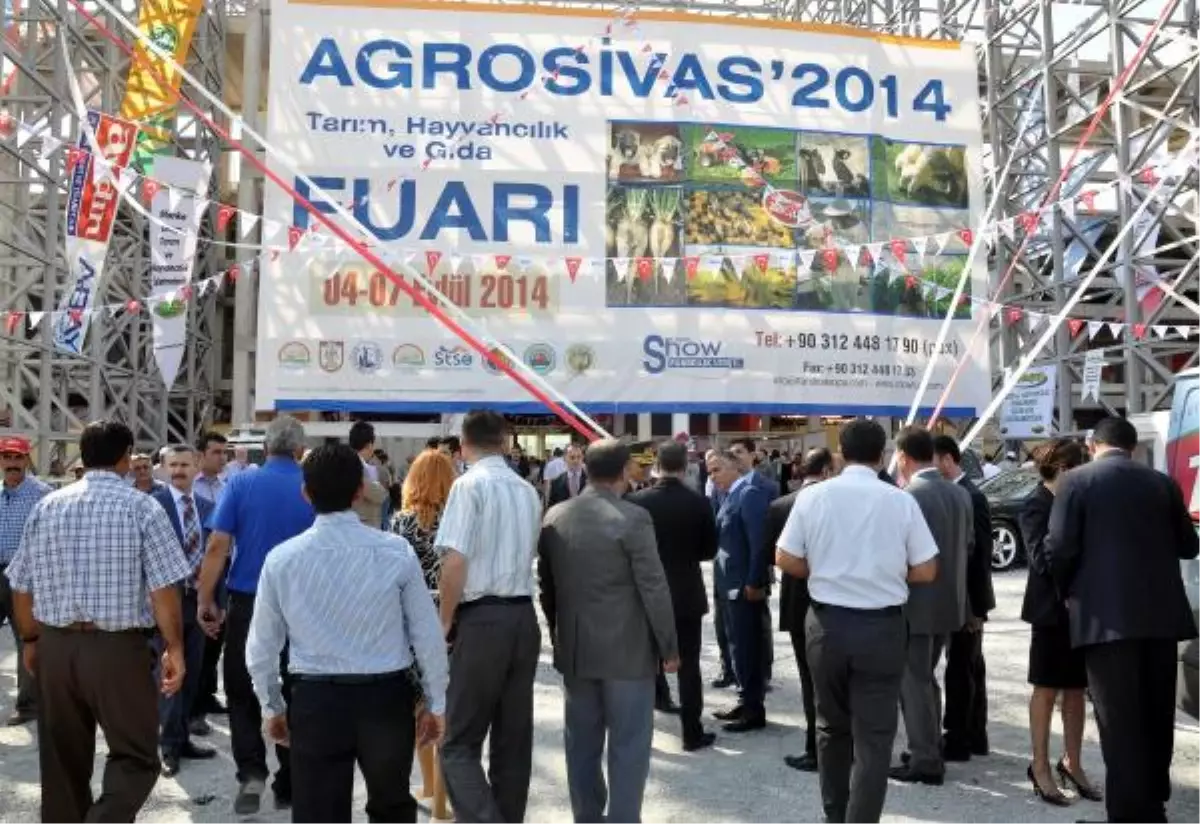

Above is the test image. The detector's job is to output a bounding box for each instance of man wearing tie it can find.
[151,445,218,776]
[547,444,587,508]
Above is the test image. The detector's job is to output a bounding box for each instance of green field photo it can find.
[683,125,798,187]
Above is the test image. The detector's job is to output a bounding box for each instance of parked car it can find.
[979,467,1042,571]
[1165,368,1198,718]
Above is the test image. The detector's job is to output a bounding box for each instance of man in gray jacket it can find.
[892,426,973,785]
[538,438,679,823]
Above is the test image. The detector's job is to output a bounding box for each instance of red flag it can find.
[1006,307,1023,325]
[1133,323,1147,339]
[425,250,442,275]
[1138,166,1158,185]
[68,309,83,325]
[228,264,241,283]
[216,204,236,233]
[125,299,140,313]
[636,257,654,281]
[1018,211,1039,234]
[889,239,907,262]
[683,256,699,280]
[495,254,511,270]
[957,228,974,247]
[904,275,917,290]
[142,179,160,204]
[4,310,22,335]
[752,253,769,273]
[66,146,86,169]
[1079,191,1097,212]
[180,285,194,301]
[821,249,839,271]
[1067,318,1085,337]
[0,112,15,138]
[565,257,582,283]
[287,226,304,251]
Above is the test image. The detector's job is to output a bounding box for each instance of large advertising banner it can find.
[54,111,139,355]
[258,0,990,415]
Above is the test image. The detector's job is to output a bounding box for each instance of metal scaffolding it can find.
[2,0,1197,470]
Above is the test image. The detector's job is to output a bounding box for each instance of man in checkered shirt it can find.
[0,434,49,727]
[5,419,192,822]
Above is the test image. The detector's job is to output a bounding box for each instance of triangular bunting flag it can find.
[1028,311,1046,331]
[729,255,747,279]
[1018,211,1040,235]
[240,213,260,239]
[287,226,304,251]
[660,258,677,283]
[448,253,464,275]
[1068,318,1085,337]
[565,256,584,283]
[612,257,631,282]
[1006,307,1023,325]
[683,256,700,280]
[1108,322,1124,338]
[425,250,442,275]
[29,311,44,329]
[4,310,23,335]
[167,185,183,211]
[797,250,816,273]
[216,204,237,233]
[752,253,769,274]
[1060,199,1076,222]
[16,123,33,149]
[1132,323,1147,339]
[142,179,161,204]
[996,217,1013,240]
[775,251,793,271]
[1079,191,1097,212]
[889,239,907,263]
[116,167,137,196]
[515,255,533,274]
[495,254,511,270]
[41,134,62,156]
[821,249,839,271]
[636,257,655,281]
[911,237,929,262]
[956,228,973,249]
[1087,320,1104,340]
[864,242,883,264]
[125,299,141,313]
[1175,326,1192,340]
[1152,325,1169,339]
[904,275,917,291]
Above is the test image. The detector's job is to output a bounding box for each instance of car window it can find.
[979,468,1040,500]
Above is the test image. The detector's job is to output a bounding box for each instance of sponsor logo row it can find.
[278,341,598,377]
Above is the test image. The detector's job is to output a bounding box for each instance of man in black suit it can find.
[767,447,835,772]
[547,443,586,508]
[933,435,995,761]
[150,446,218,776]
[628,442,720,751]
[1046,417,1199,823]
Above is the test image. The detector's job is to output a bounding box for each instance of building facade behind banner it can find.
[255,0,990,417]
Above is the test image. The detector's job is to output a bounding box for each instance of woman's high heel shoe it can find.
[1057,759,1103,802]
[1028,764,1071,807]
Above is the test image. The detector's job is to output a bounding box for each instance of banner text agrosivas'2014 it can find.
[299,38,957,122]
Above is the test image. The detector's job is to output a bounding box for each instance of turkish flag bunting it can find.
[66,146,86,169]
[957,228,974,247]
[216,204,236,233]
[890,239,907,262]
[683,256,700,280]
[142,179,160,203]
[1006,307,1023,325]
[495,254,511,270]
[180,285,194,301]
[821,249,839,270]
[228,264,241,283]
[125,300,140,313]
[636,257,654,281]
[565,257,582,283]
[1018,212,1039,234]
[426,250,443,274]
[904,275,917,290]
[68,309,82,325]
[4,311,22,335]
[753,253,769,273]
[1068,318,1085,337]
[1079,191,1097,212]
[1133,323,1147,339]
[1138,167,1158,185]
[287,226,304,251]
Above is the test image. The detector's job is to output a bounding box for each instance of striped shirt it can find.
[435,454,541,601]
[246,511,448,716]
[0,476,51,565]
[6,471,191,630]
[192,472,225,506]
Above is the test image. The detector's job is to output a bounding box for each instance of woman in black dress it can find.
[1019,438,1102,806]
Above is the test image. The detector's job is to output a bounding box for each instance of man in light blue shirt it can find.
[246,443,448,824]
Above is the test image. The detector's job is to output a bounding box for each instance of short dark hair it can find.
[302,444,365,514]
[552,447,564,457]
[461,411,504,451]
[896,425,935,463]
[440,435,462,454]
[932,435,962,464]
[425,437,441,450]
[729,437,756,453]
[196,431,227,453]
[1031,438,1086,482]
[1092,416,1138,451]
[584,439,631,482]
[799,447,834,479]
[79,420,134,469]
[348,420,376,451]
[839,418,887,465]
[374,448,389,463]
[656,441,688,474]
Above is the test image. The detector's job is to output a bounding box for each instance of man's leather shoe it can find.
[712,704,744,721]
[5,710,35,727]
[970,739,989,756]
[180,741,216,760]
[942,743,972,762]
[161,754,181,777]
[785,753,819,772]
[189,716,211,737]
[722,714,766,733]
[683,731,717,752]
[888,765,944,785]
[655,699,681,715]
[234,779,265,816]
[710,673,735,689]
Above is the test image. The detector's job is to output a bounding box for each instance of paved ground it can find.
[1,569,1197,822]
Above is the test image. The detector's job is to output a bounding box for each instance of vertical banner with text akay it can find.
[119,0,204,172]
[54,111,139,355]
[149,156,208,386]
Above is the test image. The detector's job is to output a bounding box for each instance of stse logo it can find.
[433,345,474,369]
[642,335,745,375]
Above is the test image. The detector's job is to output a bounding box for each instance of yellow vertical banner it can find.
[118,0,204,172]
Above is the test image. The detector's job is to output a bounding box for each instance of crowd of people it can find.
[0,410,1196,824]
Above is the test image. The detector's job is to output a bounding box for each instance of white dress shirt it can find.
[776,464,939,609]
[542,456,567,483]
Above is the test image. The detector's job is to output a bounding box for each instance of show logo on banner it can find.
[54,110,139,355]
[148,156,208,386]
[257,0,990,415]
[119,0,204,171]
[998,364,1057,439]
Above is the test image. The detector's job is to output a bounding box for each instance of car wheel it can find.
[992,521,1022,571]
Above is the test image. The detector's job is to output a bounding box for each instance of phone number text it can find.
[755,330,961,359]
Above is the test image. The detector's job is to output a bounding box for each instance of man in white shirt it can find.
[542,447,567,498]
[775,419,939,824]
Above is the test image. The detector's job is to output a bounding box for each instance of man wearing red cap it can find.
[0,435,50,726]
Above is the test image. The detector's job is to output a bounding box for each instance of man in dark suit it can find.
[151,446,218,776]
[1047,416,1199,823]
[767,447,835,772]
[538,439,678,822]
[892,426,973,785]
[729,438,778,685]
[933,435,995,760]
[628,441,720,751]
[709,449,772,732]
[546,443,586,508]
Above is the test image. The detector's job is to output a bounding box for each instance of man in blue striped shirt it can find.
[247,444,447,823]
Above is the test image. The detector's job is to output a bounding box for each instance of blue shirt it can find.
[211,456,315,594]
[246,511,449,716]
[0,476,51,565]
